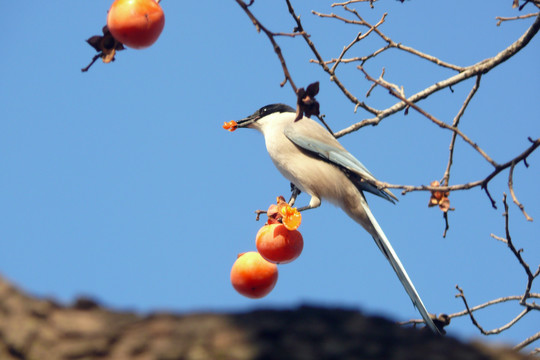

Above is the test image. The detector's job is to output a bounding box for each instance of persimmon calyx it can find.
[270,196,302,230]
[280,205,301,230]
[82,26,125,72]
[428,180,452,212]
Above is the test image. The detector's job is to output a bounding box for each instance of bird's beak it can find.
[223,111,260,132]
[235,112,260,129]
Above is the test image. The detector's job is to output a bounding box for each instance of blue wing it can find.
[284,125,397,203]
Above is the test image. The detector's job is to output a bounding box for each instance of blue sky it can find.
[1,0,539,350]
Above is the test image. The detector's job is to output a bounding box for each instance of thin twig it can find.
[330,13,387,74]
[499,194,539,306]
[455,286,532,335]
[330,31,363,75]
[332,0,378,8]
[496,12,539,26]
[365,68,405,99]
[311,44,392,67]
[490,233,507,244]
[316,114,336,137]
[479,137,540,208]
[508,161,533,221]
[455,285,487,333]
[273,31,308,38]
[441,75,482,186]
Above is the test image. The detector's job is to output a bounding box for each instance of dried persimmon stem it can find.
[81,54,100,73]
[254,209,266,221]
[442,212,449,238]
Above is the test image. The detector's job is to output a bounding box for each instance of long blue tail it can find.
[358,195,441,335]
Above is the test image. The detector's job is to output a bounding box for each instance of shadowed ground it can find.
[0,275,531,360]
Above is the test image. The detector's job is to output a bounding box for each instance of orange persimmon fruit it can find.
[256,224,303,264]
[223,120,237,132]
[230,252,278,299]
[107,0,165,49]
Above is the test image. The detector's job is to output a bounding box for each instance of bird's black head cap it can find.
[236,103,295,128]
[256,103,295,118]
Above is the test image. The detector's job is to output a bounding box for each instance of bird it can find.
[232,103,441,335]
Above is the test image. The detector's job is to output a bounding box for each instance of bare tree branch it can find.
[515,332,540,351]
[496,12,539,26]
[442,194,539,342]
[332,0,378,8]
[450,294,540,318]
[285,0,380,115]
[335,13,540,137]
[359,66,498,167]
[455,286,532,336]
[497,194,540,307]
[401,293,540,326]
[312,7,464,71]
[234,0,299,91]
[329,13,387,75]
